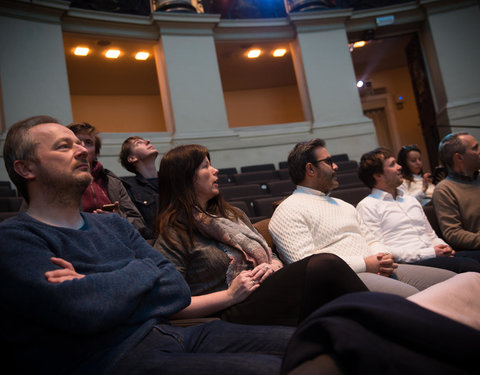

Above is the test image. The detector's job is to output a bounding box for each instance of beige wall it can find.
[224,84,305,127]
[367,66,431,165]
[71,95,166,132]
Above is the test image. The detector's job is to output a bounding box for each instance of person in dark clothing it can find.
[67,122,153,239]
[119,136,159,232]
[0,115,293,375]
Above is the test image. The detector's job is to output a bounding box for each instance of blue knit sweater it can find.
[0,212,190,374]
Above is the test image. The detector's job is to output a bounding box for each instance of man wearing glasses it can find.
[269,139,455,297]
[433,132,480,251]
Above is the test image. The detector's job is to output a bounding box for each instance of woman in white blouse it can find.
[397,145,435,206]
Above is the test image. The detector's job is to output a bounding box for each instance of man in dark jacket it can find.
[119,136,159,233]
[0,115,293,375]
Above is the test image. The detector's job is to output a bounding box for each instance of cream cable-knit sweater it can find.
[269,186,384,273]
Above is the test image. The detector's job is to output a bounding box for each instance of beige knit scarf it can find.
[194,211,272,285]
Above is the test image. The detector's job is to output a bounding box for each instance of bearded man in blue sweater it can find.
[0,116,293,375]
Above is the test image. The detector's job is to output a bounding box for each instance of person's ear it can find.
[13,160,36,180]
[127,155,138,164]
[305,162,316,177]
[454,152,464,162]
[373,172,383,184]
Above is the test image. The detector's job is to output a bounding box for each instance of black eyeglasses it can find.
[315,157,334,167]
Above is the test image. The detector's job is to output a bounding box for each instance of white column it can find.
[424,0,480,137]
[153,13,234,140]
[290,9,378,157]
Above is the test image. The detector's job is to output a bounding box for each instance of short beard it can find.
[41,172,92,207]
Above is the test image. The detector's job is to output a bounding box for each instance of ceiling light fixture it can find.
[135,52,150,60]
[74,47,90,56]
[105,49,121,59]
[353,41,367,48]
[356,80,364,88]
[247,49,262,58]
[272,48,287,57]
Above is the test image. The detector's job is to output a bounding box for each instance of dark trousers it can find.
[113,320,293,375]
[412,254,480,273]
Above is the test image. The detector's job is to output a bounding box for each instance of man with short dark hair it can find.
[269,139,456,297]
[0,116,293,375]
[356,147,480,272]
[119,136,159,231]
[433,132,480,251]
[67,122,152,238]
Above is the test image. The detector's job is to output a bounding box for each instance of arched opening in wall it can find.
[350,32,439,171]
[63,33,166,133]
[215,40,305,127]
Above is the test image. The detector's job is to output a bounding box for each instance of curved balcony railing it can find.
[67,0,416,18]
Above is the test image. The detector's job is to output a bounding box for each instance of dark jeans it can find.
[455,250,480,262]
[412,252,480,273]
[112,320,294,375]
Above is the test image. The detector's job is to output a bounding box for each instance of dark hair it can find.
[67,122,102,155]
[155,144,244,247]
[358,147,394,189]
[438,132,469,170]
[397,144,422,182]
[119,136,143,174]
[3,115,60,203]
[287,138,326,184]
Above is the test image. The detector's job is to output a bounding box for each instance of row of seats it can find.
[219,161,359,186]
[222,183,371,223]
[226,153,349,174]
[0,181,17,197]
[0,181,21,222]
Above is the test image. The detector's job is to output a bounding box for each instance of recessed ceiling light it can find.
[135,52,150,60]
[357,80,364,88]
[105,49,121,59]
[247,49,262,58]
[74,47,90,56]
[353,41,367,48]
[273,48,287,57]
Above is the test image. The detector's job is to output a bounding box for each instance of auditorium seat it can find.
[232,170,279,186]
[335,160,358,174]
[217,168,238,182]
[0,197,23,212]
[423,203,442,238]
[278,161,288,169]
[278,168,290,180]
[330,186,370,207]
[219,183,269,201]
[266,180,295,196]
[331,153,349,162]
[229,200,255,217]
[240,163,276,173]
[335,172,363,189]
[217,174,232,185]
[252,196,287,218]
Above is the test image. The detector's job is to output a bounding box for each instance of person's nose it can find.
[212,166,218,175]
[146,139,151,145]
[76,143,88,159]
[332,162,338,171]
